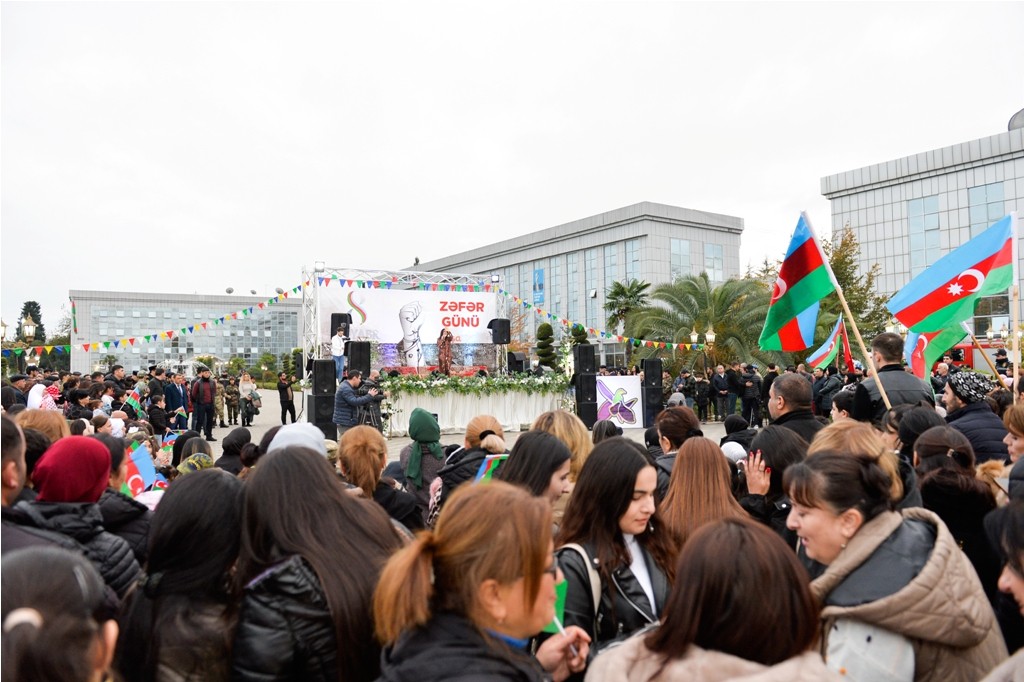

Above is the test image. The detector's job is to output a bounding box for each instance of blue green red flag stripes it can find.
[806,316,846,369]
[758,214,838,351]
[903,323,970,380]
[888,214,1015,332]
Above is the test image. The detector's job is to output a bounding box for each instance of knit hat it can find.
[177,453,214,476]
[267,422,328,457]
[33,436,111,503]
[946,371,994,404]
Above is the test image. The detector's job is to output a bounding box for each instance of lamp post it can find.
[19,315,36,374]
[0,319,7,341]
[689,327,715,377]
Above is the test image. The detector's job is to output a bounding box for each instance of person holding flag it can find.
[852,333,935,424]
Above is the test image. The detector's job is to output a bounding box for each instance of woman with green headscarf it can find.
[399,408,448,522]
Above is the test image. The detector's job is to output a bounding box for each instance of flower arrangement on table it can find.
[379,372,571,399]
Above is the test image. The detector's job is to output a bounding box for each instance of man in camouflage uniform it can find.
[224,376,241,425]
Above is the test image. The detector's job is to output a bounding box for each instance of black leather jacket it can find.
[98,488,152,564]
[232,555,342,682]
[556,541,668,653]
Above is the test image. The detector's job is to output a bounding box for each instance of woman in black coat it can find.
[93,434,153,564]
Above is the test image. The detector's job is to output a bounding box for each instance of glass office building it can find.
[68,289,301,375]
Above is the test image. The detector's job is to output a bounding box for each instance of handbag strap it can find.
[558,542,601,617]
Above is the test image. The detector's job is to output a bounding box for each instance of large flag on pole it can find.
[888,214,1015,332]
[759,214,838,351]
[806,316,846,369]
[903,323,971,380]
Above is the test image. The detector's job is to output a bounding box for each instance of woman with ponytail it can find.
[785,451,1006,680]
[115,469,243,681]
[2,546,118,682]
[374,481,589,681]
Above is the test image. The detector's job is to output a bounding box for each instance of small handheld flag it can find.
[474,455,508,483]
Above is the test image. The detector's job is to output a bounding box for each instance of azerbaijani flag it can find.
[759,214,838,351]
[888,214,1016,332]
[123,388,143,414]
[806,316,846,369]
[123,441,157,497]
[903,323,970,380]
[474,454,508,483]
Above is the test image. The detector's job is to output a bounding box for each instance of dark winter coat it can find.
[692,377,711,406]
[373,480,425,531]
[147,405,170,434]
[760,370,779,404]
[232,555,339,682]
[654,452,676,501]
[557,540,668,654]
[435,447,491,511]
[720,428,757,454]
[378,611,547,682]
[740,371,761,400]
[17,500,140,598]
[332,380,374,427]
[852,364,934,424]
[1,504,83,556]
[769,410,823,445]
[919,469,1001,602]
[164,382,187,413]
[815,375,843,414]
[98,488,152,564]
[711,372,730,397]
[946,401,1010,464]
[739,494,796,547]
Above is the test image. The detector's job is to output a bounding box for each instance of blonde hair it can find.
[339,426,387,498]
[1004,403,1024,438]
[660,439,747,549]
[465,415,505,454]
[531,410,592,481]
[808,420,904,502]
[373,481,551,644]
[14,409,70,444]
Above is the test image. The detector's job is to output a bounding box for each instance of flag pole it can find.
[965,331,1002,378]
[1011,212,1020,403]
[803,213,893,411]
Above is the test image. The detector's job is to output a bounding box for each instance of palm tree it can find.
[605,279,651,332]
[605,279,651,367]
[625,273,786,370]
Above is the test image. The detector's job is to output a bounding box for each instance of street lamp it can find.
[0,319,6,341]
[22,315,36,343]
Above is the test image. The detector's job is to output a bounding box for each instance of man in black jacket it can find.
[944,371,1009,464]
[711,365,730,422]
[853,332,934,424]
[190,368,218,441]
[766,373,825,444]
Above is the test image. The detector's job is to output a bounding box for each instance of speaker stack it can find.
[330,313,353,333]
[641,357,664,427]
[309,359,338,439]
[573,344,598,429]
[487,318,511,345]
[346,341,371,378]
[507,351,527,374]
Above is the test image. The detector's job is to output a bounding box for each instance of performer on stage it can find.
[437,327,454,375]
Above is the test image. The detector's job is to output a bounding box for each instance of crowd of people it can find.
[3,330,1024,682]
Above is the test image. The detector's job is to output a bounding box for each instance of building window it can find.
[670,239,691,280]
[567,252,580,323]
[624,239,640,282]
[549,255,562,317]
[148,312,156,318]
[604,245,618,286]
[132,311,140,318]
[704,243,725,282]
[908,195,940,277]
[969,182,1005,237]
[585,248,600,327]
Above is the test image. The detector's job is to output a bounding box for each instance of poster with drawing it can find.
[595,375,644,429]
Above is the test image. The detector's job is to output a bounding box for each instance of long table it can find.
[387,391,561,436]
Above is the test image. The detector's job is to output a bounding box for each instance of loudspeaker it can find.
[576,373,597,403]
[643,387,663,407]
[642,358,663,388]
[347,341,371,377]
[292,350,304,380]
[307,395,337,440]
[331,313,353,333]
[507,351,526,373]
[487,318,511,344]
[573,344,596,374]
[576,402,598,429]
[312,359,336,396]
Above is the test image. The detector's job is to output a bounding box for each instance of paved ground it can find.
[207,387,728,462]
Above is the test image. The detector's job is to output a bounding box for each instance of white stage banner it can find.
[595,375,644,429]
[319,287,497,345]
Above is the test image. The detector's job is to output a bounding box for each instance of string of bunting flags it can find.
[499,289,706,351]
[4,277,702,359]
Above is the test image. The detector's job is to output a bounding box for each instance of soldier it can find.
[224,376,241,426]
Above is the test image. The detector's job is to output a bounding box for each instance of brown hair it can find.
[1004,403,1024,438]
[465,414,505,453]
[338,425,387,498]
[808,420,904,502]
[531,410,592,481]
[660,439,747,549]
[785,451,893,522]
[645,518,819,666]
[655,406,702,451]
[14,409,70,445]
[373,481,551,644]
[914,425,976,476]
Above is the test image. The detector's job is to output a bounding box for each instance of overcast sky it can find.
[3,1,1022,338]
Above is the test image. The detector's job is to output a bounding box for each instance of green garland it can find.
[380,372,570,398]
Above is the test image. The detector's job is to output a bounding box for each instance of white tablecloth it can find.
[388,392,561,436]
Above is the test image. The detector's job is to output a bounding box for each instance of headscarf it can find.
[171,431,201,467]
[947,371,993,405]
[33,436,110,503]
[406,407,443,489]
[26,384,45,409]
[221,426,251,457]
[176,453,214,476]
[268,423,328,457]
